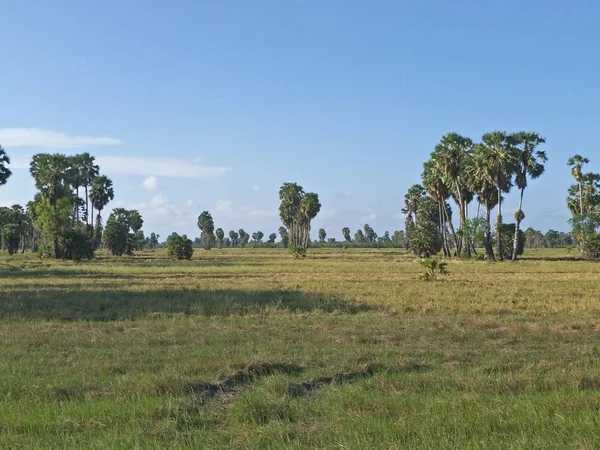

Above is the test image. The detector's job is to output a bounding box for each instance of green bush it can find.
[499,223,524,260]
[167,233,194,260]
[61,226,94,261]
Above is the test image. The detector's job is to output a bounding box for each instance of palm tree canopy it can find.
[0,145,12,186]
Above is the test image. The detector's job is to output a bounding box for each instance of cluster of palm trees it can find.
[406,131,547,261]
[27,152,115,258]
[278,183,321,249]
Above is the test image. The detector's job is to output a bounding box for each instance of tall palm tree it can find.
[481,131,516,261]
[567,154,590,216]
[431,133,474,256]
[0,145,12,187]
[511,132,547,260]
[79,153,99,225]
[468,144,496,261]
[300,192,321,248]
[422,161,453,256]
[90,175,115,236]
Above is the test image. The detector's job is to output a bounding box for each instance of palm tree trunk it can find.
[485,203,495,261]
[438,200,448,257]
[512,187,525,260]
[85,185,89,226]
[496,187,503,261]
[462,200,471,258]
[579,181,584,215]
[445,211,459,257]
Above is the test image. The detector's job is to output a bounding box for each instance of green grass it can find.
[1,248,600,449]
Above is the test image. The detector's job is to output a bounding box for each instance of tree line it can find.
[0,141,582,260]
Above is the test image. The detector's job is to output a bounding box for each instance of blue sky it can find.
[1,0,599,239]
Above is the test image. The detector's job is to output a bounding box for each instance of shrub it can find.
[61,226,94,261]
[289,246,307,259]
[498,223,524,260]
[419,258,449,281]
[167,233,194,260]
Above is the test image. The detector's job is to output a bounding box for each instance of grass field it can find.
[1,248,600,449]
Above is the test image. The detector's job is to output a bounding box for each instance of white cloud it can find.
[360,212,377,222]
[96,156,231,179]
[0,128,122,148]
[151,194,168,207]
[252,184,260,192]
[319,208,337,219]
[187,199,194,207]
[216,200,233,213]
[248,208,277,219]
[142,176,158,191]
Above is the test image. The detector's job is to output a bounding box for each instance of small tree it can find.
[167,233,194,260]
[197,211,215,250]
[318,228,326,243]
[103,209,131,256]
[278,226,289,248]
[215,228,225,248]
[268,233,277,244]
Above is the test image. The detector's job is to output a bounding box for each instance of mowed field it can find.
[1,248,600,449]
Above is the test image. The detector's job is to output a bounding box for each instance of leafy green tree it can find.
[149,232,159,249]
[318,228,326,243]
[354,229,365,243]
[29,153,73,258]
[252,231,264,243]
[167,233,194,260]
[103,208,132,256]
[215,228,225,247]
[268,233,277,244]
[342,227,351,242]
[511,132,547,260]
[0,205,27,254]
[197,211,215,250]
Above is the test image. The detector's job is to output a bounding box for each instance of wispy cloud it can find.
[360,212,377,222]
[252,184,260,192]
[0,128,122,148]
[96,156,231,179]
[247,208,277,219]
[142,176,158,191]
[216,200,233,213]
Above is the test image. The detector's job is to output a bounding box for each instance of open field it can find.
[1,248,600,449]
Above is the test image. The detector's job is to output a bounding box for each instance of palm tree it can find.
[467,144,497,261]
[567,154,590,216]
[511,132,547,260]
[431,133,474,257]
[422,161,453,256]
[299,192,321,248]
[342,227,351,242]
[481,131,516,261]
[79,153,99,225]
[90,175,115,239]
[0,145,12,187]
